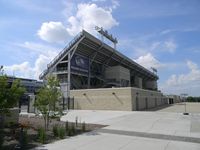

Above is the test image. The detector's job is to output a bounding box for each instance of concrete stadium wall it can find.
[166,95,182,104]
[71,87,168,111]
[71,88,133,111]
[131,88,166,110]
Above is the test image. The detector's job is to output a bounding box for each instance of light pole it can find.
[181,93,188,115]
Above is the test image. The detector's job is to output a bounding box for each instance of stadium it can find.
[40,28,168,111]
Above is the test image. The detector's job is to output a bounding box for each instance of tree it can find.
[0,71,25,125]
[35,76,62,130]
[0,77,25,114]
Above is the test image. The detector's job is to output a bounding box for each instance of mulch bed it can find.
[1,115,106,149]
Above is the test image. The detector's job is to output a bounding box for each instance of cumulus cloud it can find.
[119,37,177,58]
[160,60,200,96]
[164,39,177,53]
[4,42,58,79]
[34,54,52,79]
[37,21,69,43]
[4,54,53,79]
[4,62,33,78]
[37,3,118,42]
[66,3,119,36]
[15,41,58,56]
[111,0,119,10]
[166,60,200,86]
[134,53,183,74]
[134,53,163,70]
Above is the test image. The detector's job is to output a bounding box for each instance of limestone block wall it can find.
[71,87,132,111]
[131,87,165,110]
[70,87,168,111]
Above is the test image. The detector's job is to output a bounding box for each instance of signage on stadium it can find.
[71,54,89,73]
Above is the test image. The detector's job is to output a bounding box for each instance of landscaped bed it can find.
[0,115,106,149]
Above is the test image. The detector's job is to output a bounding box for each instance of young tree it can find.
[0,70,25,125]
[35,76,62,130]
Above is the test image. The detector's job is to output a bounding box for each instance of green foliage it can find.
[58,127,65,139]
[0,129,4,148]
[53,125,59,137]
[0,75,25,115]
[65,121,69,131]
[67,129,72,136]
[21,129,28,149]
[66,123,76,136]
[35,76,62,130]
[71,123,76,135]
[82,122,86,132]
[38,127,46,144]
[187,96,200,102]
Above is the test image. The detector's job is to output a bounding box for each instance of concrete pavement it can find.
[35,103,200,150]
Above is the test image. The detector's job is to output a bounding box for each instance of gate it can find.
[62,97,74,110]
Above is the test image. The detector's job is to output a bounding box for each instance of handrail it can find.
[39,32,83,79]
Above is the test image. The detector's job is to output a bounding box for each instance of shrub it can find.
[82,122,86,132]
[58,127,65,139]
[38,127,46,144]
[67,129,72,136]
[0,129,3,148]
[65,121,69,131]
[71,123,76,135]
[53,125,58,137]
[21,129,28,149]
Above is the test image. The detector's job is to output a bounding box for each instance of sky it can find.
[0,0,200,96]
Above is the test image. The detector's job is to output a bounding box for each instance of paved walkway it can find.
[98,128,200,144]
[35,103,200,150]
[149,102,200,113]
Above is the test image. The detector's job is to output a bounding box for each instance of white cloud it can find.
[38,3,118,42]
[66,3,118,36]
[160,27,200,35]
[34,55,51,79]
[164,39,177,53]
[4,42,58,79]
[92,0,106,2]
[62,0,76,18]
[134,53,163,70]
[166,60,200,86]
[160,60,200,96]
[4,62,33,78]
[37,21,69,43]
[133,53,183,73]
[110,0,119,10]
[119,37,177,57]
[15,41,58,56]
[4,54,52,80]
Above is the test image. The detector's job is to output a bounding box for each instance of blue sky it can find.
[0,0,200,96]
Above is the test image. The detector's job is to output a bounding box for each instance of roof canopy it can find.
[40,30,158,80]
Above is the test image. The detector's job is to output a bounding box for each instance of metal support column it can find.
[67,52,71,98]
[88,58,91,89]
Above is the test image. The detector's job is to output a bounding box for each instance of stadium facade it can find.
[40,30,168,111]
